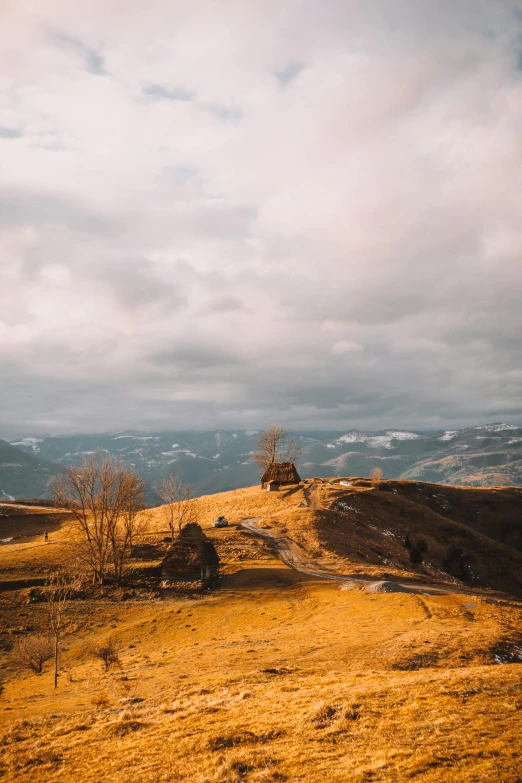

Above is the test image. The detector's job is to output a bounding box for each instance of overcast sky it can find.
[1,0,522,438]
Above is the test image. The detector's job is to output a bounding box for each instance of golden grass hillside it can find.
[149,479,522,595]
[1,480,522,782]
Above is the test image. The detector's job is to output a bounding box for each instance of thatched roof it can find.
[260,462,301,486]
[162,523,219,579]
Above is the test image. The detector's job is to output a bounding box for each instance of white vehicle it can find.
[213,515,228,528]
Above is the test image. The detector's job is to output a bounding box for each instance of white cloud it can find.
[1,0,522,436]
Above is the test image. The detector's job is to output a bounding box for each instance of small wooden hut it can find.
[260,462,301,490]
[161,523,220,586]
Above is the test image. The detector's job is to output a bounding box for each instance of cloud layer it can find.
[2,0,522,437]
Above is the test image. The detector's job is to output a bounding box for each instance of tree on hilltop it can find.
[252,425,302,470]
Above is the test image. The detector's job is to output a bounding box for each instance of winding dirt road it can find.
[239,517,460,595]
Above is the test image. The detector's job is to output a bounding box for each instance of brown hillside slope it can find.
[208,480,522,596]
[1,490,522,782]
[0,503,69,546]
[271,480,522,596]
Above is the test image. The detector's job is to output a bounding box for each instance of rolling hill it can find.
[1,478,521,783]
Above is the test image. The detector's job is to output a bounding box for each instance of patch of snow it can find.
[335,431,419,449]
[245,430,258,437]
[11,437,43,452]
[161,448,197,458]
[367,523,395,538]
[474,423,518,432]
[232,433,238,439]
[385,431,420,441]
[63,450,105,457]
[507,438,522,444]
[112,435,158,441]
[366,436,399,449]
[336,433,361,445]
[0,537,14,543]
[336,501,358,513]
[0,490,15,501]
[439,431,458,441]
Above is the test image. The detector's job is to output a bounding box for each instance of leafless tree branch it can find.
[252,426,302,470]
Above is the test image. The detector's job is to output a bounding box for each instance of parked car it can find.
[213,515,228,528]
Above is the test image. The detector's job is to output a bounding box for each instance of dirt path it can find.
[239,517,461,595]
[240,517,347,582]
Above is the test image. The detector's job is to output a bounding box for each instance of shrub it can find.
[370,468,383,483]
[90,640,121,672]
[406,537,428,564]
[310,703,342,728]
[443,544,472,582]
[91,692,111,709]
[12,635,54,675]
[409,546,424,564]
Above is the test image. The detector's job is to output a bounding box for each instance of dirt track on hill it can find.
[239,517,461,595]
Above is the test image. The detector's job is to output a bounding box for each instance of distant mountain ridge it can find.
[3,422,522,501]
[0,439,61,501]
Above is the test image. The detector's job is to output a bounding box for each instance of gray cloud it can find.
[0,187,116,235]
[275,61,305,86]
[142,83,195,101]
[0,127,23,138]
[1,0,522,438]
[49,30,106,74]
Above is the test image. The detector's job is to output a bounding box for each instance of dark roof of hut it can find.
[162,523,219,574]
[260,462,301,485]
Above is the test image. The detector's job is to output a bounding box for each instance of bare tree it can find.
[370,467,383,483]
[252,425,302,470]
[12,634,54,675]
[108,470,146,584]
[90,640,121,673]
[51,453,145,585]
[157,475,197,543]
[46,571,79,689]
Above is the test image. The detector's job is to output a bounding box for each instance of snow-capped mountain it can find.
[4,423,522,501]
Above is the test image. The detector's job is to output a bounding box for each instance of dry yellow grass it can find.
[1,483,521,782]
